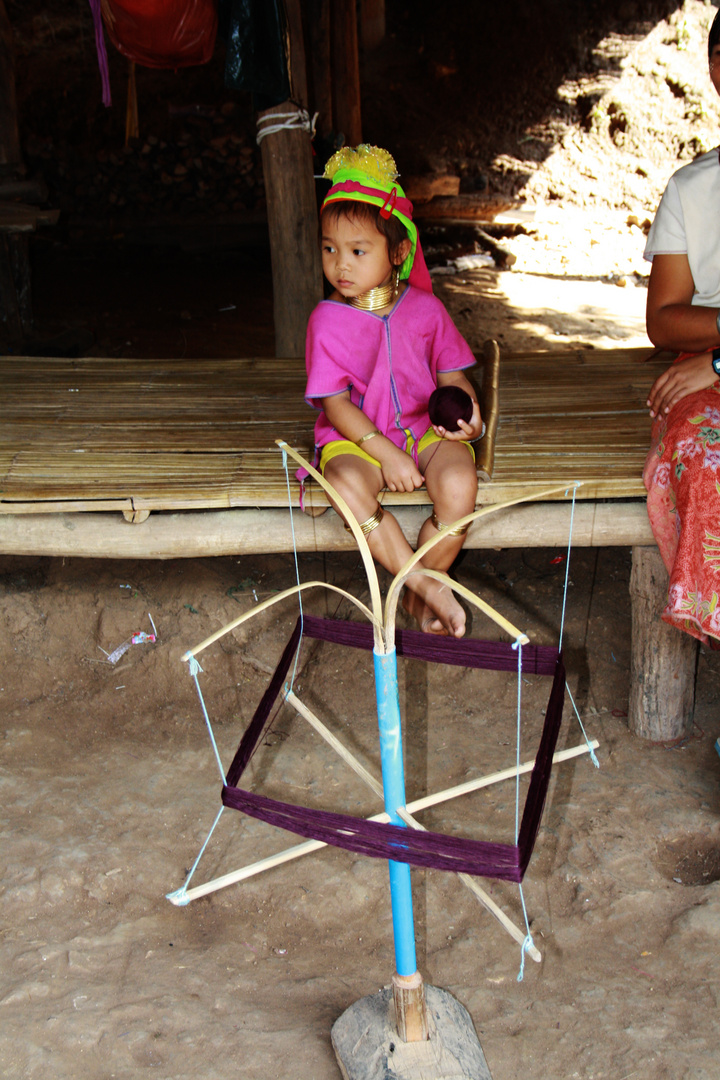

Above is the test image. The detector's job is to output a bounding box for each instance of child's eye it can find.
[322,244,335,253]
[353,248,365,256]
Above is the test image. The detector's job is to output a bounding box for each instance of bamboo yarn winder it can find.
[168,441,599,1078]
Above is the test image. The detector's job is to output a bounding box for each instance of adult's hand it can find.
[647,352,718,418]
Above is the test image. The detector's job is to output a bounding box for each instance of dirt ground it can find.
[3,2,720,1079]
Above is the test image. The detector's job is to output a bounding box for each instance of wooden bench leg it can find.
[0,233,23,343]
[628,545,698,741]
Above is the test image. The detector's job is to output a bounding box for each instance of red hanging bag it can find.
[100,0,218,69]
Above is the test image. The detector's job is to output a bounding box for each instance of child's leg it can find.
[323,452,467,637]
[409,439,478,633]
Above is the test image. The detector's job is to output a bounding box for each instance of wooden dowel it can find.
[166,837,328,905]
[180,580,377,662]
[403,739,600,816]
[396,807,541,963]
[286,690,383,799]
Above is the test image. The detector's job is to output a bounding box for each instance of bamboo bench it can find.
[0,345,695,741]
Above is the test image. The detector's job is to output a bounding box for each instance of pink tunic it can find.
[304,286,476,458]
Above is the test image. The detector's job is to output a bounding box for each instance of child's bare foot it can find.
[403,590,448,635]
[403,581,466,638]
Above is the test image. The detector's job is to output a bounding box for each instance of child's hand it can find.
[380,444,425,492]
[432,398,484,442]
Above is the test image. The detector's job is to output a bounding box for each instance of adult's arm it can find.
[645,253,720,417]
[646,252,719,351]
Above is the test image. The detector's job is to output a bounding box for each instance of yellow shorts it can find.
[319,428,474,473]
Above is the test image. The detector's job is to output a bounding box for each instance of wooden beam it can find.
[257,0,323,358]
[360,0,385,51]
[0,501,654,559]
[331,0,362,146]
[285,0,309,108]
[257,0,321,356]
[305,0,333,139]
[413,195,525,224]
[0,0,20,172]
[258,103,323,357]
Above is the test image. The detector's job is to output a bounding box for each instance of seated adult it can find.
[643,9,720,648]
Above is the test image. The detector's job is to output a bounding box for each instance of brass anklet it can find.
[431,510,470,536]
[344,505,385,536]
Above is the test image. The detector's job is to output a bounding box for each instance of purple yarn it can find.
[222,616,566,883]
[428,385,474,431]
[222,785,525,882]
[88,0,112,107]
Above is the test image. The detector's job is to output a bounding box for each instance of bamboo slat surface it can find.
[0,348,669,514]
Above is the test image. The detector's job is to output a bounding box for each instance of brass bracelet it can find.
[356,428,381,447]
[431,510,470,536]
[344,505,385,536]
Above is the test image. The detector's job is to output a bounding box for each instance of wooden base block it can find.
[629,545,699,741]
[331,984,492,1080]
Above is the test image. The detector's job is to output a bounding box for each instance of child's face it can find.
[321,212,395,300]
[711,42,720,95]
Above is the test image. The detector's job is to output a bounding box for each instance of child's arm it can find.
[320,391,425,492]
[433,370,485,442]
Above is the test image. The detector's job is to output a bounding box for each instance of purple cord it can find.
[88,0,112,107]
[222,616,566,883]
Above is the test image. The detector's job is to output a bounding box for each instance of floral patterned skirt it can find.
[643,384,720,644]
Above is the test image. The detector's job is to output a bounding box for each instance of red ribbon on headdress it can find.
[380,186,397,219]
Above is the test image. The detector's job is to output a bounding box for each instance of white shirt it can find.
[644,146,720,307]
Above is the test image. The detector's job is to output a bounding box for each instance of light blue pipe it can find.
[373,646,417,977]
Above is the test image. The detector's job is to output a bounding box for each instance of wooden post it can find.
[0,2,33,342]
[331,0,362,147]
[628,545,698,741]
[361,0,385,51]
[0,0,20,174]
[392,971,428,1043]
[258,0,322,358]
[305,0,333,140]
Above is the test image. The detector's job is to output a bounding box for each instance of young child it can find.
[304,145,484,638]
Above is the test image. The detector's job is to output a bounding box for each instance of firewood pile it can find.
[23,111,266,228]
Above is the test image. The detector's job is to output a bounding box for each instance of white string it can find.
[564,683,600,769]
[558,483,579,652]
[558,484,600,767]
[513,638,524,844]
[166,806,224,906]
[169,454,307,906]
[166,657,228,903]
[512,636,536,979]
[256,108,318,144]
[282,449,304,694]
[188,656,226,783]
